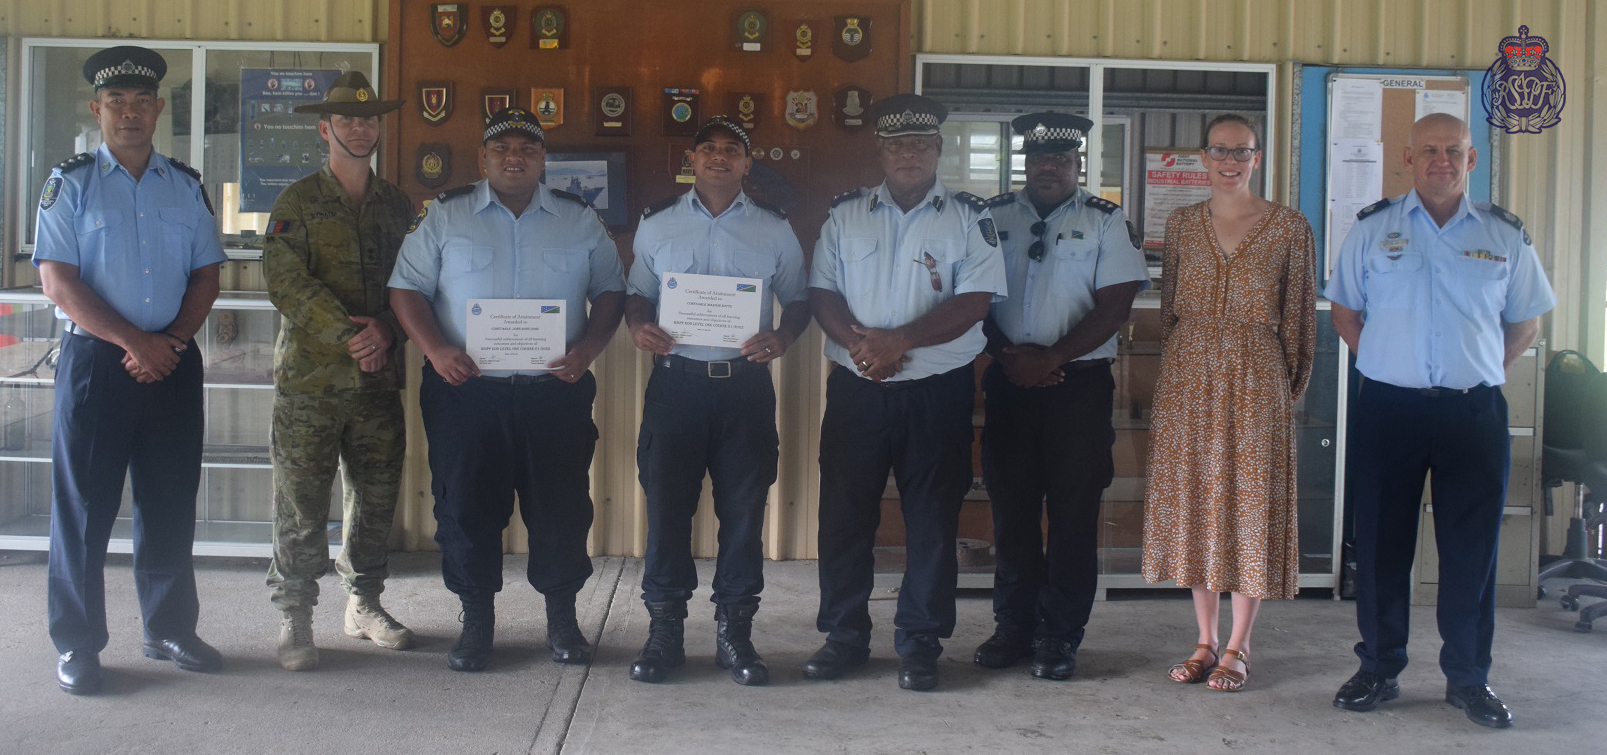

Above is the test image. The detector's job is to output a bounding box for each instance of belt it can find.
[1362,377,1485,398]
[475,372,561,385]
[654,353,765,378]
[1060,357,1114,373]
[840,363,965,389]
[63,322,105,342]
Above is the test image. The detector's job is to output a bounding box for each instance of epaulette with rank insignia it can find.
[1356,197,1392,221]
[54,153,95,175]
[550,188,590,207]
[1085,196,1120,215]
[641,195,679,220]
[830,188,867,208]
[168,158,214,215]
[1478,202,1530,244]
[436,184,476,203]
[952,192,988,213]
[984,192,1015,209]
[750,197,787,220]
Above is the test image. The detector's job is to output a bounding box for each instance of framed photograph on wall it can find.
[543,151,628,226]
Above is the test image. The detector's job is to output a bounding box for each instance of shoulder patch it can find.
[750,197,787,221]
[436,184,477,204]
[952,192,988,213]
[977,217,999,247]
[641,195,680,220]
[1085,196,1120,215]
[168,157,202,183]
[1356,197,1392,221]
[266,218,297,236]
[54,152,95,174]
[984,192,1015,209]
[830,187,868,209]
[550,188,590,207]
[407,202,430,234]
[39,177,64,211]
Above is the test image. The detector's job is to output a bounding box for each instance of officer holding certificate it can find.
[389,107,625,673]
[623,115,809,686]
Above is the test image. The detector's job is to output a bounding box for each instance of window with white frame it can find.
[19,39,379,259]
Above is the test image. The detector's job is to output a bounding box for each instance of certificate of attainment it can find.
[659,272,763,348]
[464,298,567,369]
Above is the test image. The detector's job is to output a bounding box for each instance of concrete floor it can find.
[0,550,1602,755]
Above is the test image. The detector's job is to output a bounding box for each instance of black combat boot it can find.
[447,597,495,672]
[545,594,592,664]
[714,603,769,686]
[629,600,686,683]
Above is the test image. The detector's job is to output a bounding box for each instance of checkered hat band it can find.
[485,120,544,141]
[1026,127,1085,143]
[877,112,941,132]
[94,63,159,86]
[698,117,751,150]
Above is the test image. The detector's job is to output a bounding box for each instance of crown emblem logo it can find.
[1483,25,1565,134]
[1032,123,1048,138]
[1500,26,1546,71]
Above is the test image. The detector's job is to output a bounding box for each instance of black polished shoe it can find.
[898,654,939,691]
[973,624,1033,669]
[545,596,592,665]
[1029,638,1077,681]
[801,640,870,680]
[1445,684,1514,729]
[57,650,103,695]
[448,600,495,672]
[142,636,223,672]
[1333,669,1400,711]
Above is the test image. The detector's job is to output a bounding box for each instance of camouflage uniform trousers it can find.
[266,389,405,610]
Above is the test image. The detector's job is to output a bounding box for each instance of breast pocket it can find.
[1364,251,1423,308]
[541,248,589,294]
[731,250,776,281]
[1049,238,1099,298]
[156,207,200,263]
[839,237,880,301]
[1449,254,1508,311]
[444,244,495,298]
[920,238,962,296]
[76,209,126,241]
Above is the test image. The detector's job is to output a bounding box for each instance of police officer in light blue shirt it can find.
[34,45,227,695]
[389,107,625,673]
[1326,113,1554,729]
[972,112,1148,681]
[804,93,1007,692]
[622,116,809,687]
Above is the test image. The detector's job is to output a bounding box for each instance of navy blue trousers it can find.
[420,365,597,601]
[47,331,204,653]
[1348,379,1509,687]
[637,364,778,607]
[980,360,1115,647]
[816,363,975,659]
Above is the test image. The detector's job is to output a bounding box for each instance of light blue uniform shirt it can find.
[388,180,625,377]
[809,180,1007,381]
[1325,189,1554,389]
[988,188,1150,358]
[628,189,808,362]
[33,143,226,332]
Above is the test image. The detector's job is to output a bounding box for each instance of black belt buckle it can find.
[706,360,732,379]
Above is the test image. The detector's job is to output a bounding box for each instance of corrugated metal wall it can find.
[6,1,1601,559]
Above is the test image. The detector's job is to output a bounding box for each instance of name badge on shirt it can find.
[1379,231,1408,254]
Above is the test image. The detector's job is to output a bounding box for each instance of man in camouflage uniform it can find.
[262,72,414,671]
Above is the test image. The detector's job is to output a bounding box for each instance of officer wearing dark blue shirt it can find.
[804,94,1007,691]
[972,113,1148,681]
[1326,114,1554,729]
[34,45,227,695]
[623,116,809,686]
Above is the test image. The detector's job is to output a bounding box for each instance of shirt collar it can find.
[688,188,749,219]
[1402,188,1480,229]
[871,179,948,214]
[1015,186,1086,221]
[314,163,377,203]
[474,178,551,217]
[96,142,166,179]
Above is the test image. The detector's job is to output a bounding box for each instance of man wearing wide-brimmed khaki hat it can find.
[262,70,416,671]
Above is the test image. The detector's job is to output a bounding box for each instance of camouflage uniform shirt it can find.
[264,166,412,394]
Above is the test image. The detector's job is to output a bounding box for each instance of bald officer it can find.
[973,112,1147,680]
[806,93,1007,691]
[390,108,625,672]
[35,45,226,694]
[624,116,809,686]
[1326,113,1554,729]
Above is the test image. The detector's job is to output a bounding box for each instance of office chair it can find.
[1538,350,1607,632]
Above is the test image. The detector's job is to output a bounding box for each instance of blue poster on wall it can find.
[239,68,340,212]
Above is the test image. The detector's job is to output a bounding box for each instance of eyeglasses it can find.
[1027,221,1049,261]
[880,137,938,156]
[1204,146,1260,162]
[914,250,942,291]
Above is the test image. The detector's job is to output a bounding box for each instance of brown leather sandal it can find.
[1206,648,1249,691]
[1167,644,1219,684]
